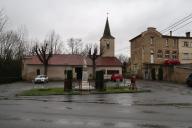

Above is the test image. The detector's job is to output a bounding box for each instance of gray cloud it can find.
[1,0,192,56]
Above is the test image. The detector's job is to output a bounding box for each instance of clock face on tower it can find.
[106,41,110,49]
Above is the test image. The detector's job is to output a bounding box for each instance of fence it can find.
[0,76,21,84]
[65,79,130,91]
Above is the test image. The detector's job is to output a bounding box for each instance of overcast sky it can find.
[1,0,192,56]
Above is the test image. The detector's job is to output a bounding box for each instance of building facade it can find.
[100,18,115,57]
[22,18,122,81]
[178,32,192,63]
[130,27,192,80]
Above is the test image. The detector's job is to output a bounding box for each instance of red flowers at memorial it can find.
[164,59,180,65]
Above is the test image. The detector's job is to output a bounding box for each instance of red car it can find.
[111,74,123,82]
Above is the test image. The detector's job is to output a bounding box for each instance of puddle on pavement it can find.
[0,103,20,105]
[57,119,86,126]
[142,110,159,114]
[86,121,101,127]
[0,96,119,105]
[61,100,117,105]
[0,97,9,100]
[0,115,22,121]
[65,106,72,109]
[135,103,192,107]
[31,118,53,123]
[138,123,170,128]
[116,122,133,127]
[103,122,115,126]
[58,106,72,110]
[57,119,134,127]
[42,106,49,109]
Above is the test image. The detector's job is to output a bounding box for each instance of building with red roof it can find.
[22,18,122,81]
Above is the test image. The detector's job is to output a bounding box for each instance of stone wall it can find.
[22,64,122,81]
[172,66,192,83]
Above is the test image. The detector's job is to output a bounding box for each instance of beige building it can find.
[172,64,192,83]
[130,27,192,80]
[178,32,192,63]
[22,18,122,81]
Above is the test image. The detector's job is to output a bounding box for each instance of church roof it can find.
[100,17,115,40]
[24,54,122,67]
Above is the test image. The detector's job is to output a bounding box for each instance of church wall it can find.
[22,64,122,81]
[100,38,115,57]
[22,65,78,81]
[96,66,122,79]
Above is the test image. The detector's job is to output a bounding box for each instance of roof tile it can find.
[24,54,122,67]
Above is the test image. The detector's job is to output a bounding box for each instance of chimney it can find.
[170,31,172,36]
[147,27,156,31]
[186,32,190,37]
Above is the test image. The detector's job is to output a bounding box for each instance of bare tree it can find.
[0,10,27,60]
[32,31,64,75]
[117,54,129,63]
[117,54,130,75]
[47,30,64,54]
[0,9,7,33]
[67,38,82,54]
[0,14,27,82]
[80,43,92,56]
[0,30,25,60]
[33,42,53,75]
[0,9,8,58]
[33,41,53,75]
[88,44,104,79]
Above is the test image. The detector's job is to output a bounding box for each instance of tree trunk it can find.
[92,60,96,79]
[44,64,48,75]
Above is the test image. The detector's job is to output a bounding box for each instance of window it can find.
[36,69,40,75]
[157,50,163,58]
[172,51,177,59]
[165,39,168,47]
[165,50,170,58]
[107,70,119,75]
[190,42,192,47]
[150,37,154,45]
[102,69,106,74]
[183,53,189,59]
[173,39,177,48]
[150,50,154,54]
[106,42,110,49]
[184,41,189,47]
[150,50,154,63]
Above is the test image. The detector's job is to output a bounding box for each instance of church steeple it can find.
[100,16,115,57]
[101,17,115,40]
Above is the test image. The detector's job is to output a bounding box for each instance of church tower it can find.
[100,17,115,57]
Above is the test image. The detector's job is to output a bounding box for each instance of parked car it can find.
[111,74,123,82]
[186,73,192,87]
[34,75,48,84]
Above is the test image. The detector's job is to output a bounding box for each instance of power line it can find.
[172,20,192,32]
[116,47,130,53]
[160,13,192,33]
[161,13,192,32]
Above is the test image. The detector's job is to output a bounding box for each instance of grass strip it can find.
[17,86,151,96]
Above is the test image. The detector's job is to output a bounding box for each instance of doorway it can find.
[36,69,40,75]
[158,68,163,80]
[151,68,156,80]
[75,67,82,80]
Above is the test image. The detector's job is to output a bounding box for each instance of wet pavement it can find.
[0,80,192,128]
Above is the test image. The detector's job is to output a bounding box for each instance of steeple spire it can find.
[101,17,115,39]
